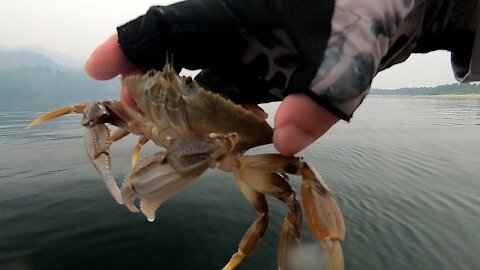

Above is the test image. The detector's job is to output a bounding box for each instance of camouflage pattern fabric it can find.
[310,0,421,118]
[117,0,478,121]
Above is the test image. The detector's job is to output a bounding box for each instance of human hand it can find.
[86,0,441,156]
[85,35,338,156]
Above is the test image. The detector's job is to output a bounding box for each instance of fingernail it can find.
[274,124,315,156]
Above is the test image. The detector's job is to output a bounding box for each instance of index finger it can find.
[85,34,139,80]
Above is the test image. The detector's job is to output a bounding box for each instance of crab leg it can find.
[27,103,88,128]
[131,136,150,167]
[301,163,345,270]
[272,173,303,269]
[110,128,148,168]
[222,179,269,270]
[229,165,302,270]
[110,128,130,143]
[238,154,345,270]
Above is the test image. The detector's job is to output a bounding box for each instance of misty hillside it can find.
[0,49,120,110]
[0,50,57,70]
[371,83,480,95]
[16,45,84,69]
[2,48,478,112]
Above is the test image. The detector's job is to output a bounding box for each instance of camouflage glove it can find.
[117,0,478,120]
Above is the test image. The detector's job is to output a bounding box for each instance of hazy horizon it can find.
[0,0,461,89]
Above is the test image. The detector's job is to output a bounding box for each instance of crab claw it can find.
[84,125,124,204]
[121,152,208,222]
[121,135,232,221]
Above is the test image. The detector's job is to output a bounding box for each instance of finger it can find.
[273,94,339,156]
[85,34,143,110]
[85,34,139,80]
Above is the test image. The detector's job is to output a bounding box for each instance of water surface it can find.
[1,96,479,269]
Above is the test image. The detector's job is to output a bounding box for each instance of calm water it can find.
[0,96,479,270]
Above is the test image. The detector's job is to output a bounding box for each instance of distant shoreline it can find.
[370,94,480,99]
[370,83,480,96]
[430,94,480,99]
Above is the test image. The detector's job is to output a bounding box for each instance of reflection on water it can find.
[0,96,479,270]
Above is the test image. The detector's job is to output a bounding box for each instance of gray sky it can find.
[0,0,459,89]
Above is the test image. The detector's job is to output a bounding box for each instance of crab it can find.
[28,64,345,270]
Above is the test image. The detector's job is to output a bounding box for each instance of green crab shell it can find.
[124,65,273,152]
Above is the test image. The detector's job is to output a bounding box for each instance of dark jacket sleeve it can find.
[116,0,336,112]
[116,0,479,121]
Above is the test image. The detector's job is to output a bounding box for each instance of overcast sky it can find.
[0,0,459,89]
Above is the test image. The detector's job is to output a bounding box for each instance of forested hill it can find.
[0,50,119,110]
[371,83,480,95]
[2,49,479,111]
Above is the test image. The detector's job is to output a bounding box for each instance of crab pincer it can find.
[28,102,135,204]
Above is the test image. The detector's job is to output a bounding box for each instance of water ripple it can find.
[1,97,479,270]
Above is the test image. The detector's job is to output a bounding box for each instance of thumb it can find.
[273,94,339,156]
